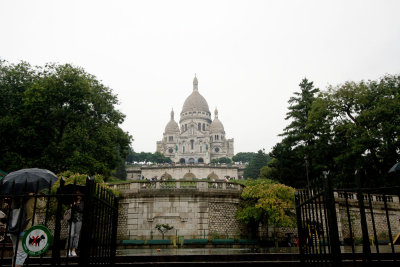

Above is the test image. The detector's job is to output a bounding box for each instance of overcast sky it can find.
[1,0,400,153]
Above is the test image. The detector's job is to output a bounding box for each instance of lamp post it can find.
[304,155,310,188]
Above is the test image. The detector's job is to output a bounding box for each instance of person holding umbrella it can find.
[9,192,46,267]
[0,168,57,267]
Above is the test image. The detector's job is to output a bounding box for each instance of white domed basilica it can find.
[157,76,234,164]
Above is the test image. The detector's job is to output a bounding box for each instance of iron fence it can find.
[0,177,118,266]
[295,173,400,266]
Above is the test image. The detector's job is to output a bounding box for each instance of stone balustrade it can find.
[111,180,244,193]
[335,191,398,203]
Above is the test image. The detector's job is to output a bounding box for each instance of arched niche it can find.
[161,172,172,180]
[207,172,219,180]
[183,172,196,179]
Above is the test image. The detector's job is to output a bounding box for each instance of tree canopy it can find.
[267,75,400,188]
[125,149,172,164]
[243,150,271,179]
[236,179,296,239]
[0,60,131,176]
[211,157,232,164]
[232,152,256,163]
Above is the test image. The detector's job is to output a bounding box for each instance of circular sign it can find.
[22,225,52,256]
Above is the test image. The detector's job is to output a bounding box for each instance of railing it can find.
[111,180,244,192]
[295,173,400,265]
[0,177,119,267]
[337,191,397,203]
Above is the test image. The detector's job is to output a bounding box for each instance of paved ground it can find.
[116,247,300,256]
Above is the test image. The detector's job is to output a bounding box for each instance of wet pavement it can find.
[116,247,300,256]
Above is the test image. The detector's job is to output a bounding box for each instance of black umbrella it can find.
[0,168,58,194]
[389,162,400,173]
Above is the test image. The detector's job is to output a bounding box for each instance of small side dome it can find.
[165,109,180,133]
[210,108,225,133]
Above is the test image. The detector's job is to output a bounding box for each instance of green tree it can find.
[125,146,135,163]
[155,224,174,240]
[268,78,320,187]
[211,157,232,164]
[0,60,131,176]
[232,152,256,163]
[151,152,172,163]
[236,179,296,240]
[126,151,172,164]
[243,150,271,179]
[269,75,400,188]
[113,159,127,180]
[310,76,400,187]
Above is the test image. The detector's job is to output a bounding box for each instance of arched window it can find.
[200,146,202,153]
[179,158,185,164]
[202,123,205,131]
[198,123,201,131]
[183,146,185,153]
[190,140,194,150]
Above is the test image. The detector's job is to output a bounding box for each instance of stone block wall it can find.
[208,201,241,238]
[337,200,400,240]
[116,186,243,240]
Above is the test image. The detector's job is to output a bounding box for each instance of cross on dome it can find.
[193,75,198,91]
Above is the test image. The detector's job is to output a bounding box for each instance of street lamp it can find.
[304,155,310,188]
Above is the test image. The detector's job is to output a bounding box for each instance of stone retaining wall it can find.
[115,181,244,240]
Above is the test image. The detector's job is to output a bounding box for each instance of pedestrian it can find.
[9,193,46,267]
[68,190,84,257]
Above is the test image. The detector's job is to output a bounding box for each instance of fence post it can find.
[110,195,119,267]
[79,176,95,266]
[355,171,371,262]
[51,178,64,266]
[295,191,306,263]
[323,171,342,266]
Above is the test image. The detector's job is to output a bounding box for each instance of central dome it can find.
[182,91,210,113]
[181,76,210,114]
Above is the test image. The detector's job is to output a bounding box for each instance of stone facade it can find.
[126,164,247,180]
[140,165,239,180]
[113,181,244,240]
[156,76,234,164]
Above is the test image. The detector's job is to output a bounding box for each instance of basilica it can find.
[156,76,234,164]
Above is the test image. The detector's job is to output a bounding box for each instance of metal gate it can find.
[0,176,119,266]
[295,172,400,266]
